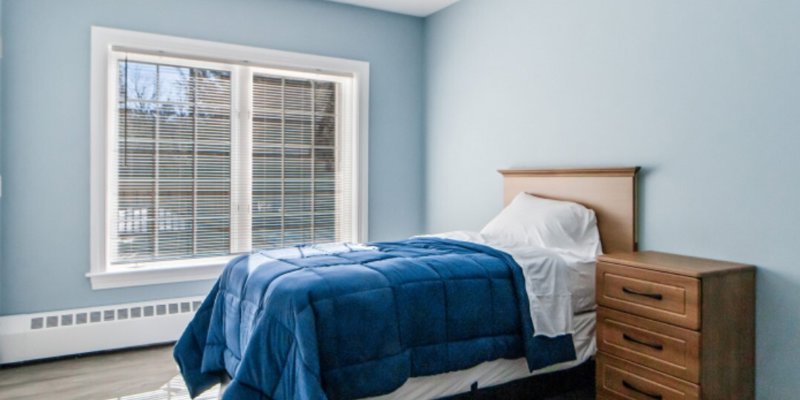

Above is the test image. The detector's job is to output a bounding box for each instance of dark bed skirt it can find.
[215,358,595,399]
[440,358,595,400]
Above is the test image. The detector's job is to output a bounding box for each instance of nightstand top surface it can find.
[598,251,754,277]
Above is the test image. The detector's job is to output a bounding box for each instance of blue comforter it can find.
[174,238,575,399]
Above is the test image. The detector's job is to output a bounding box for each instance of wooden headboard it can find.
[498,167,640,254]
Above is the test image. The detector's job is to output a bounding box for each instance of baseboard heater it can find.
[0,296,204,365]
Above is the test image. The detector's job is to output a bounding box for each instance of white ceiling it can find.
[327,0,461,17]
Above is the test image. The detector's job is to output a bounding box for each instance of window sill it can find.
[86,257,233,290]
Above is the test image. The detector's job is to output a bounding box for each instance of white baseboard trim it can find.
[0,296,204,365]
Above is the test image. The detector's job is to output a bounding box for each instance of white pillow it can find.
[480,193,602,258]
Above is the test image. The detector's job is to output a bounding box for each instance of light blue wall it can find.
[0,0,425,315]
[425,0,800,398]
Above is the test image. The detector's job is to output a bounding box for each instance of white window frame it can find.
[89,27,369,290]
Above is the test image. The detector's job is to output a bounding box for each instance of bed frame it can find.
[498,167,641,254]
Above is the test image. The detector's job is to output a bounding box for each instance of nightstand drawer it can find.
[597,353,700,400]
[597,261,701,329]
[597,307,700,383]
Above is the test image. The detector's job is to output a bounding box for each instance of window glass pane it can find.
[285,114,313,146]
[158,65,193,103]
[113,60,232,265]
[315,82,336,114]
[284,79,313,113]
[253,76,283,110]
[158,104,194,142]
[253,111,282,145]
[315,115,336,147]
[119,62,157,101]
[252,75,341,249]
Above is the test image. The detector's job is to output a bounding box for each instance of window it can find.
[90,27,369,289]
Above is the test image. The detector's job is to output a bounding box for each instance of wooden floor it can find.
[0,345,190,400]
[0,345,592,400]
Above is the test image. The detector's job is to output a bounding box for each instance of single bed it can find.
[174,167,640,400]
[367,167,640,399]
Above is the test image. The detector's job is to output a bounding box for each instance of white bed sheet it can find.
[364,311,597,400]
[420,231,597,337]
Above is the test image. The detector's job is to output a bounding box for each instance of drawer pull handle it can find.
[622,287,663,300]
[623,333,664,350]
[622,380,663,400]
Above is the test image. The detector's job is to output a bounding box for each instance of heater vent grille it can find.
[29,301,202,330]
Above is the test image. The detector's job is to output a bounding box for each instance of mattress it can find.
[364,310,597,400]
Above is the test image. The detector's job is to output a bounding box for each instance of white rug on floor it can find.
[107,375,220,400]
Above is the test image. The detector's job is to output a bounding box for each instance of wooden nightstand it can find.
[594,251,755,400]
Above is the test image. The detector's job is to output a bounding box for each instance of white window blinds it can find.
[110,55,355,268]
[252,75,352,249]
